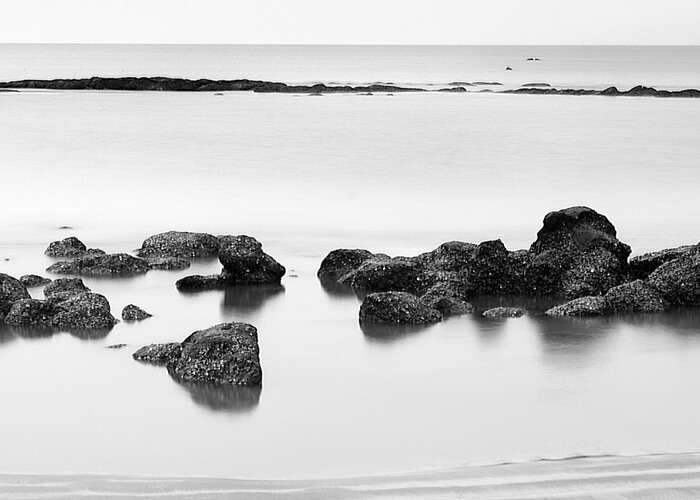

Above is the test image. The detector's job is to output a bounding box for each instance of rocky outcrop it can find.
[19,274,51,287]
[47,253,150,276]
[317,249,377,283]
[482,307,526,318]
[604,280,668,313]
[122,304,152,321]
[137,231,220,259]
[348,259,431,295]
[4,292,117,329]
[647,254,700,306]
[218,235,285,285]
[504,85,700,99]
[545,296,608,317]
[133,322,262,386]
[0,274,30,319]
[628,244,700,279]
[359,292,442,325]
[44,278,90,298]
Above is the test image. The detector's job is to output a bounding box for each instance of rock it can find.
[19,274,51,287]
[647,254,700,306]
[43,278,90,298]
[506,67,513,71]
[45,237,86,258]
[628,244,700,279]
[415,241,477,271]
[527,206,631,298]
[0,274,30,318]
[106,344,127,349]
[349,259,430,295]
[133,343,182,365]
[218,235,285,285]
[145,256,192,270]
[420,282,474,316]
[359,291,442,325]
[5,292,116,329]
[523,82,551,87]
[138,231,220,259]
[437,87,467,93]
[545,296,608,317]
[175,274,225,291]
[47,253,150,276]
[122,304,152,321]
[604,280,668,313]
[482,307,526,318]
[317,249,377,283]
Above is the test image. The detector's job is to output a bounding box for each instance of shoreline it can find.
[2,77,700,97]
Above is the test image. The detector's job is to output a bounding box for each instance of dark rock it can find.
[604,280,668,313]
[415,241,477,272]
[0,274,30,318]
[138,231,220,259]
[523,82,551,87]
[4,299,55,326]
[482,306,526,318]
[419,282,474,316]
[359,291,442,325]
[19,274,51,287]
[437,87,467,93]
[172,322,262,386]
[122,304,152,321]
[44,278,90,298]
[175,274,225,291]
[45,237,86,258]
[218,235,285,285]
[107,344,127,349]
[647,254,700,305]
[545,296,607,317]
[133,343,182,365]
[5,292,116,329]
[349,258,431,295]
[503,85,700,99]
[506,67,513,71]
[317,249,377,283]
[47,253,150,276]
[628,244,700,279]
[144,256,192,270]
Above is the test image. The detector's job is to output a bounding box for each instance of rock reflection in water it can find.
[173,377,262,413]
[221,285,284,314]
[359,321,436,344]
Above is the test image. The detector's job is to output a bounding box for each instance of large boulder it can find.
[647,254,700,306]
[137,231,220,259]
[628,244,700,279]
[4,292,116,329]
[45,237,87,258]
[47,253,150,276]
[527,207,631,298]
[19,274,51,288]
[604,280,668,313]
[218,235,285,285]
[545,296,608,317]
[0,274,30,319]
[317,249,377,283]
[44,278,90,298]
[349,259,431,295]
[359,291,442,324]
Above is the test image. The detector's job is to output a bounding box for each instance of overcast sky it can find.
[2,0,699,45]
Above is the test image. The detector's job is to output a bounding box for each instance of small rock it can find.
[359,291,442,325]
[218,235,285,285]
[107,344,127,349]
[19,274,51,288]
[482,307,526,318]
[175,274,224,291]
[122,304,152,321]
[138,231,220,259]
[545,296,607,317]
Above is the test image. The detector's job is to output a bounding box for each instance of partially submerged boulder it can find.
[4,292,117,329]
[419,282,473,316]
[545,296,607,317]
[604,280,668,313]
[137,231,220,259]
[218,235,285,285]
[175,274,225,291]
[47,253,150,276]
[482,306,526,318]
[133,343,182,365]
[0,274,30,318]
[44,278,90,298]
[647,254,700,306]
[19,274,51,288]
[122,304,152,321]
[45,237,86,258]
[359,291,442,324]
[629,244,700,279]
[349,259,430,295]
[317,249,377,283]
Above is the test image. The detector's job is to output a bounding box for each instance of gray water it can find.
[1,45,700,480]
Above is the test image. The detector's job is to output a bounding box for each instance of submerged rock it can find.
[0,274,30,318]
[133,343,182,365]
[4,292,116,329]
[482,307,526,318]
[647,254,700,306]
[44,278,90,298]
[628,244,700,279]
[604,280,668,313]
[218,235,285,285]
[359,291,442,325]
[175,274,225,291]
[121,304,152,321]
[19,274,51,288]
[138,231,220,259]
[317,249,377,283]
[545,296,607,317]
[47,253,150,276]
[45,237,87,258]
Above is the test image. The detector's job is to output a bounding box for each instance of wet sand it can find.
[3,453,700,499]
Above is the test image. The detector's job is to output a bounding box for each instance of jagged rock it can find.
[138,231,220,259]
[0,274,30,318]
[175,274,225,291]
[647,254,700,305]
[19,274,51,287]
[317,249,377,282]
[45,237,87,258]
[359,291,442,324]
[349,259,431,295]
[628,244,700,279]
[482,307,526,318]
[122,304,152,321]
[545,296,607,317]
[133,343,182,365]
[218,235,285,285]
[47,253,150,276]
[604,280,668,313]
[145,256,191,270]
[4,292,116,329]
[43,278,90,298]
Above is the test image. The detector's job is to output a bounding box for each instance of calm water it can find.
[1,45,700,480]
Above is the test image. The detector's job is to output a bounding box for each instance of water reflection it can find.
[319,278,356,297]
[360,321,436,344]
[221,285,285,314]
[6,325,60,340]
[173,377,262,413]
[0,325,17,346]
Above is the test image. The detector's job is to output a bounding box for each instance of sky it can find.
[1,0,699,45]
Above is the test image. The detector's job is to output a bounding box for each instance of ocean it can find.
[1,44,700,480]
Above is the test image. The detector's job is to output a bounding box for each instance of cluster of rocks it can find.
[318,206,700,324]
[133,322,262,386]
[504,85,700,99]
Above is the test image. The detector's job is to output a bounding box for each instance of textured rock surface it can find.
[175,274,225,291]
[629,244,700,279]
[4,292,116,329]
[47,253,150,276]
[647,254,700,306]
[121,304,152,321]
[317,249,377,283]
[145,256,192,271]
[45,237,87,258]
[132,343,183,365]
[218,235,285,285]
[0,274,30,318]
[545,296,608,317]
[138,231,220,259]
[43,278,90,298]
[482,307,526,318]
[19,274,51,288]
[604,280,668,313]
[349,259,431,295]
[419,282,473,316]
[359,291,442,324]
